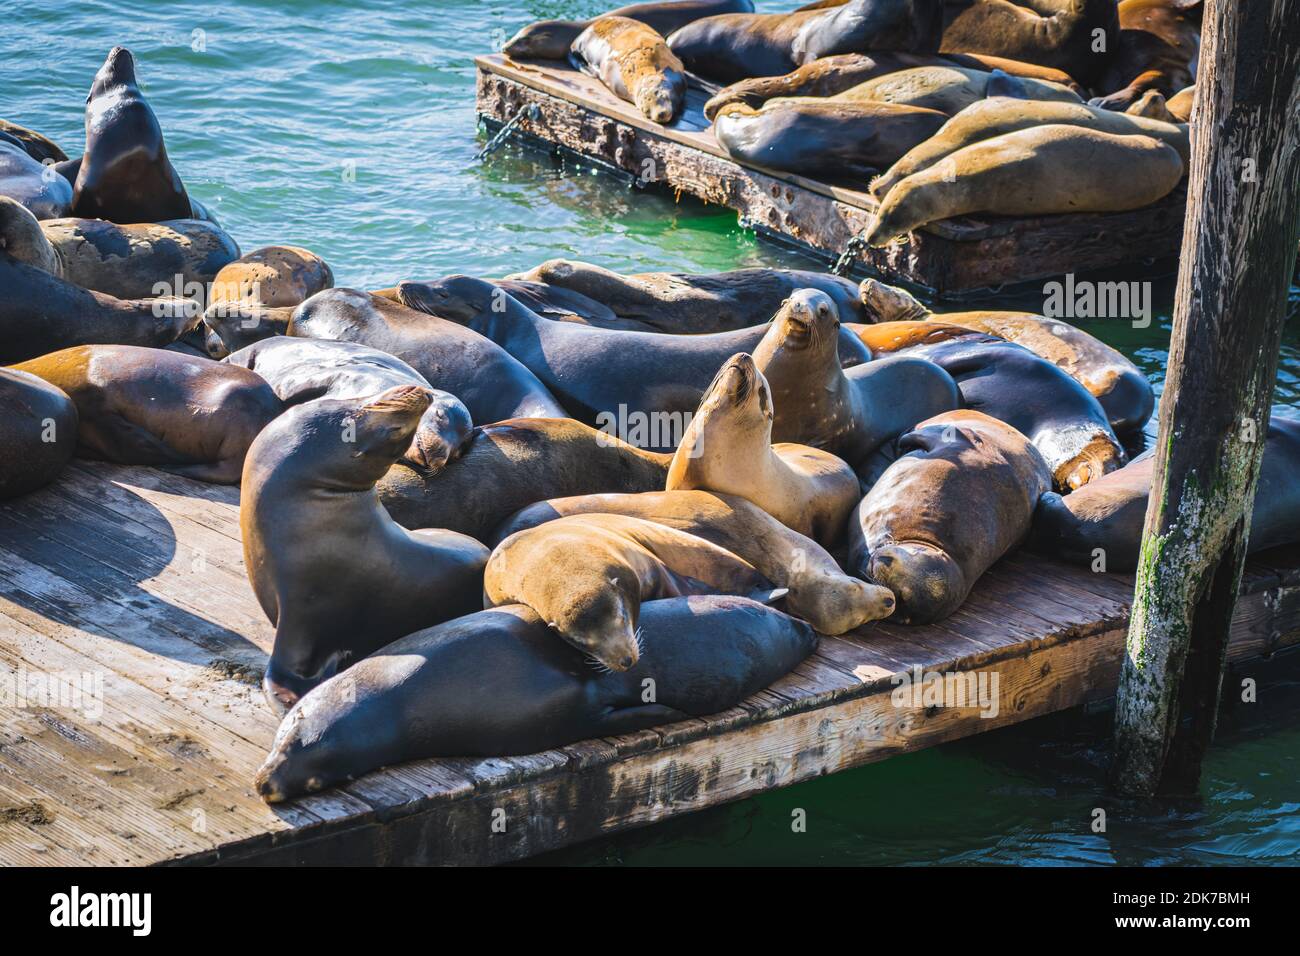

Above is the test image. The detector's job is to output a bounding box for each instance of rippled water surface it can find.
[6,0,1298,865]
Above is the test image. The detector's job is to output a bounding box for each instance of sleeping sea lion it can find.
[1090,0,1202,113]
[0,368,78,499]
[0,134,72,220]
[824,64,1081,115]
[0,120,68,165]
[208,245,334,311]
[241,386,489,709]
[571,17,686,124]
[503,0,755,60]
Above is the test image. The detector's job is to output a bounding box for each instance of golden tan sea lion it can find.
[572,17,686,124]
[1090,0,1202,113]
[1165,84,1195,121]
[208,245,333,310]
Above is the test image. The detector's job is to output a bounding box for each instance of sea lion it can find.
[0,120,68,164]
[503,0,755,60]
[0,134,73,220]
[288,288,567,425]
[495,490,896,634]
[868,96,1190,199]
[667,0,945,84]
[502,259,868,330]
[224,337,473,471]
[0,199,198,363]
[208,245,334,311]
[940,0,1120,90]
[255,595,816,802]
[486,513,784,670]
[824,64,1082,115]
[0,368,78,499]
[10,345,283,483]
[848,409,1052,623]
[1029,416,1300,572]
[36,216,240,302]
[1165,84,1195,121]
[242,386,489,709]
[752,290,959,466]
[71,47,192,224]
[200,303,295,358]
[667,353,860,547]
[572,17,687,124]
[713,98,948,179]
[857,278,1156,434]
[377,417,672,541]
[1090,0,1202,113]
[864,125,1185,246]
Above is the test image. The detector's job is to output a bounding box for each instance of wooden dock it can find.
[1,460,1298,865]
[475,54,1189,295]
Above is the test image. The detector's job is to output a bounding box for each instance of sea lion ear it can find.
[984,69,1027,101]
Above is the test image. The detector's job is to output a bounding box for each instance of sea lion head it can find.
[701,352,773,432]
[863,540,964,625]
[89,46,139,102]
[401,394,475,473]
[502,19,581,60]
[858,277,929,323]
[395,275,496,323]
[558,567,642,672]
[790,572,896,633]
[0,195,61,275]
[773,288,840,353]
[634,73,684,125]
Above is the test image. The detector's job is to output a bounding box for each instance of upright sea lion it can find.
[713,98,948,179]
[11,345,283,483]
[224,337,474,471]
[486,513,783,670]
[940,0,1120,90]
[752,290,959,466]
[0,199,198,363]
[848,409,1052,623]
[1030,416,1300,572]
[668,0,944,84]
[667,353,860,547]
[495,490,896,634]
[0,120,68,164]
[397,276,869,446]
[1090,0,1202,113]
[503,259,867,330]
[0,368,78,499]
[864,125,1185,246]
[868,96,1189,199]
[71,47,191,224]
[0,134,73,220]
[242,386,489,709]
[825,64,1081,115]
[377,417,672,540]
[572,17,687,124]
[503,0,754,60]
[208,245,334,311]
[256,596,816,802]
[288,288,566,425]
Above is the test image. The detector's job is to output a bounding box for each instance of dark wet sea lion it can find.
[242,386,489,710]
[0,368,78,499]
[495,489,896,634]
[486,513,783,670]
[0,119,68,164]
[0,134,73,220]
[503,259,867,330]
[667,353,860,547]
[71,47,191,224]
[824,64,1082,115]
[1030,416,1300,572]
[713,98,948,179]
[940,0,1120,89]
[572,17,687,124]
[668,0,944,84]
[10,345,283,484]
[208,245,333,311]
[255,595,816,802]
[1091,0,1201,112]
[377,417,672,541]
[503,0,754,60]
[288,288,566,425]
[753,290,959,467]
[224,337,474,471]
[848,409,1052,623]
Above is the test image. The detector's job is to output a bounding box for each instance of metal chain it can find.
[476,103,540,161]
[831,230,871,277]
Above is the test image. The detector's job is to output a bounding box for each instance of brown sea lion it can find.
[503,0,755,60]
[0,133,72,220]
[494,490,896,634]
[0,368,78,499]
[377,417,672,541]
[668,0,945,84]
[0,120,68,164]
[666,353,860,547]
[825,64,1081,115]
[1165,84,1195,121]
[848,409,1052,623]
[486,512,784,671]
[572,17,686,124]
[242,386,488,709]
[1090,0,1201,113]
[208,245,333,311]
[255,596,816,802]
[752,290,959,466]
[10,345,283,484]
[864,125,1185,246]
[1029,416,1300,572]
[868,95,1189,199]
[200,303,295,358]
[940,0,1120,90]
[70,47,191,224]
[288,288,567,425]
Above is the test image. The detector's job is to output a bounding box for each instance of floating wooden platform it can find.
[1,461,1298,865]
[475,54,1189,296]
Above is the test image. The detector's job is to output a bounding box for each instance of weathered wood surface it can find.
[0,461,1296,865]
[475,55,1188,295]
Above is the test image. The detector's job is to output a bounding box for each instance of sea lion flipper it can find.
[600,704,691,735]
[750,587,789,606]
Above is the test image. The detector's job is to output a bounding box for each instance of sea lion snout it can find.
[867,541,965,625]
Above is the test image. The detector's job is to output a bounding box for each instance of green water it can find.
[6,0,1298,865]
